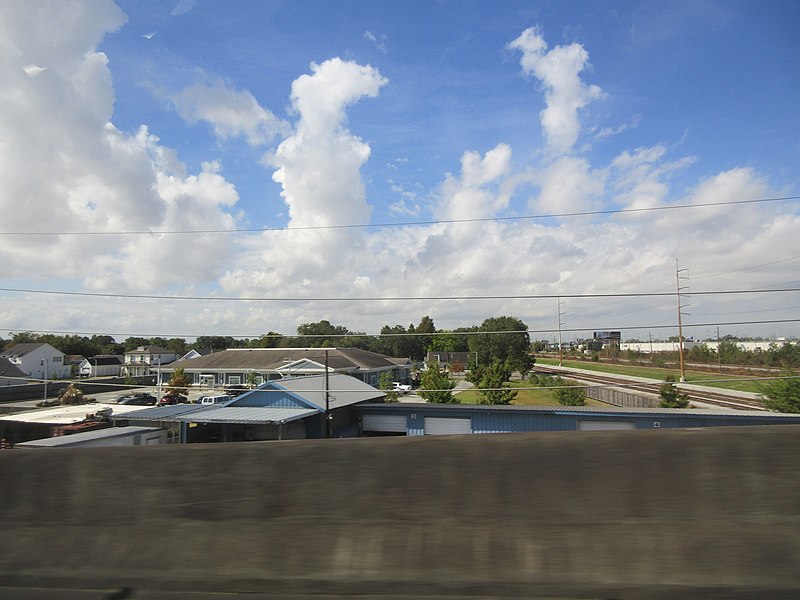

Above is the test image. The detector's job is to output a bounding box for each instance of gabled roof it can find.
[1,343,49,357]
[0,357,28,379]
[85,355,123,366]
[178,348,213,361]
[233,374,386,411]
[161,347,406,372]
[116,375,384,427]
[125,346,174,355]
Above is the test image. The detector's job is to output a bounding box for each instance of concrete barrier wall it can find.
[1,426,799,598]
[587,385,661,408]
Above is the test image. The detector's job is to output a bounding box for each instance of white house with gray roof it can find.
[0,343,70,380]
[159,347,413,389]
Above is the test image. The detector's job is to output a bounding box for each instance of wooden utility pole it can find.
[675,259,689,382]
[557,297,564,366]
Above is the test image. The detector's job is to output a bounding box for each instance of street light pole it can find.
[42,358,49,402]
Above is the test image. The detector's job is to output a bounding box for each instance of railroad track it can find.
[534,367,766,411]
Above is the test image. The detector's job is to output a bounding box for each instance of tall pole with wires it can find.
[324,349,330,439]
[675,259,690,382]
[557,297,565,366]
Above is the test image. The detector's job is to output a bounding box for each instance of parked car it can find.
[392,382,412,394]
[225,385,250,397]
[198,394,232,406]
[159,393,188,406]
[115,393,157,406]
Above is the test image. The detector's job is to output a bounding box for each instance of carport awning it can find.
[115,405,318,425]
[174,407,317,425]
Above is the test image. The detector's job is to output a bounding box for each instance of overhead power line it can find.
[0,286,798,302]
[0,195,795,236]
[4,318,800,340]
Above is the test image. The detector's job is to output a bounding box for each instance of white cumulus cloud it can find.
[509,26,602,156]
[0,0,241,292]
[172,78,290,146]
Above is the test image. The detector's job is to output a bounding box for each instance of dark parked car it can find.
[115,393,157,406]
[159,393,188,406]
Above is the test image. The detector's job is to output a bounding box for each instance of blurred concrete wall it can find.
[1,426,799,598]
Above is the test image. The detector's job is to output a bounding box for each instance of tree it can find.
[166,367,191,396]
[467,316,532,375]
[759,374,800,413]
[378,371,399,403]
[412,315,436,359]
[419,360,458,403]
[246,371,258,388]
[295,320,350,347]
[193,336,238,351]
[659,375,690,408]
[553,377,587,406]
[470,359,517,405]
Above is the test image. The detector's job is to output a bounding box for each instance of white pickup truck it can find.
[392,382,412,394]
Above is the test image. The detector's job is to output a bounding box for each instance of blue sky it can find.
[0,0,799,342]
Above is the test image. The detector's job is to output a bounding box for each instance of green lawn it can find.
[535,357,769,394]
[455,380,607,407]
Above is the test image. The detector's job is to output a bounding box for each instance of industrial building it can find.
[355,402,800,436]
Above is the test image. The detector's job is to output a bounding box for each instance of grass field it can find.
[535,357,771,394]
[455,381,608,407]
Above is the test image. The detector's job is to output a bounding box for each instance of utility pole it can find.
[41,358,49,403]
[649,332,654,364]
[324,349,330,438]
[717,326,722,373]
[675,259,690,382]
[557,297,565,366]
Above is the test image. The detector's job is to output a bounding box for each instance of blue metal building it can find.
[355,403,800,436]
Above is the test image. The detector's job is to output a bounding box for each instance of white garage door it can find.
[578,420,635,431]
[424,417,472,435]
[362,414,407,433]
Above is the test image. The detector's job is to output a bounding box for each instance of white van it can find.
[198,394,232,406]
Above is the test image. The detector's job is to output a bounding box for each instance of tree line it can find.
[0,315,532,365]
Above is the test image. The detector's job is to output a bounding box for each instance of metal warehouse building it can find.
[355,403,800,436]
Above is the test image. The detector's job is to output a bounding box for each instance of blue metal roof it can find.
[173,407,317,424]
[355,402,800,419]
[111,404,211,421]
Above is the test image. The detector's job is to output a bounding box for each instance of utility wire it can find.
[4,318,800,341]
[1,286,798,303]
[0,195,796,236]
[690,254,800,281]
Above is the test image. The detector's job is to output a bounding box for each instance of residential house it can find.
[78,355,124,378]
[0,357,28,387]
[122,346,177,378]
[178,348,212,362]
[160,347,413,390]
[0,343,70,379]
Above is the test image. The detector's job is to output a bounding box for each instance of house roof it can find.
[126,346,174,355]
[116,404,317,425]
[0,403,154,425]
[237,373,386,410]
[116,374,385,425]
[0,357,28,380]
[354,402,800,419]
[163,347,407,373]
[85,355,123,366]
[175,407,317,424]
[16,426,162,447]
[0,343,48,357]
